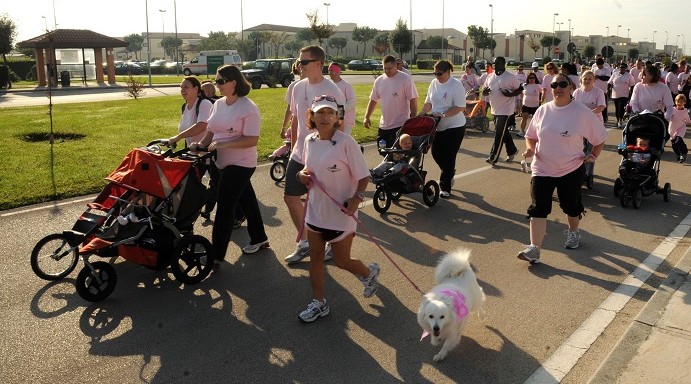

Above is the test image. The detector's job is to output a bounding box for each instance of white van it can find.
[182,50,242,76]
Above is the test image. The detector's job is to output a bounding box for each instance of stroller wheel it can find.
[663,183,671,202]
[620,189,631,208]
[613,178,624,197]
[270,161,286,182]
[586,173,594,190]
[481,117,490,133]
[390,191,402,201]
[373,187,392,213]
[31,233,80,281]
[75,262,117,302]
[171,235,214,284]
[422,180,440,207]
[631,188,642,209]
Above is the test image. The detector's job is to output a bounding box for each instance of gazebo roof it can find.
[17,29,128,49]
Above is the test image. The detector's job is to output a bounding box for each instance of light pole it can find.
[665,30,669,57]
[174,0,178,75]
[552,13,558,57]
[441,0,445,59]
[145,0,152,86]
[556,22,563,58]
[323,3,330,56]
[159,9,166,60]
[489,4,494,58]
[567,18,572,61]
[627,28,630,39]
[42,16,48,32]
[616,25,620,58]
[605,26,609,60]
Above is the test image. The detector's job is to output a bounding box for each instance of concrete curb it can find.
[587,243,691,384]
[1,82,179,94]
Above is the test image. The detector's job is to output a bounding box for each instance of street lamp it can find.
[552,13,558,57]
[145,0,152,86]
[665,30,669,57]
[616,25,621,58]
[174,0,179,76]
[159,9,166,60]
[556,22,563,58]
[489,4,494,57]
[605,26,609,60]
[323,2,330,55]
[441,0,445,59]
[42,16,48,32]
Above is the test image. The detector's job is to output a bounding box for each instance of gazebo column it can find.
[106,48,116,84]
[94,48,104,82]
[36,49,46,86]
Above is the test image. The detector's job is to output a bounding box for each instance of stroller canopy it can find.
[106,148,194,198]
[624,112,668,150]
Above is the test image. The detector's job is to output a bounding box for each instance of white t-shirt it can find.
[206,96,261,169]
[666,72,680,94]
[333,79,357,135]
[424,77,466,131]
[486,71,521,116]
[630,82,675,120]
[289,77,345,164]
[608,72,636,98]
[541,73,555,103]
[573,87,606,122]
[593,66,612,94]
[179,98,213,145]
[522,83,542,108]
[460,72,480,94]
[369,71,419,130]
[303,130,370,233]
[630,66,643,84]
[526,100,607,177]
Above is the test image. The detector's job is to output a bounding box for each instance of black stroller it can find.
[370,116,440,213]
[30,140,215,301]
[613,112,671,208]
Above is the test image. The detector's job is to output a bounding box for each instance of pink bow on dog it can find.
[420,289,469,341]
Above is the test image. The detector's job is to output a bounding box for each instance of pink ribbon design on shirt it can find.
[420,289,469,341]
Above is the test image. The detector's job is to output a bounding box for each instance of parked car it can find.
[241,58,295,89]
[105,62,143,75]
[346,59,383,71]
[149,59,167,67]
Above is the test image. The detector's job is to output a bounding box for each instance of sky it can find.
[5,0,688,53]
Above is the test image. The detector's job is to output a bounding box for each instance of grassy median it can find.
[1,82,431,210]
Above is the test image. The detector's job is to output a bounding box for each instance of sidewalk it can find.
[588,244,691,384]
[3,80,179,94]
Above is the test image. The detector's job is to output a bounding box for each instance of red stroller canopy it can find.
[106,148,193,198]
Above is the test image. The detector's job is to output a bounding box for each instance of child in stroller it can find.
[370,116,441,213]
[614,112,671,208]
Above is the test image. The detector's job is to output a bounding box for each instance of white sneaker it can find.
[517,245,541,264]
[242,240,270,254]
[285,242,310,264]
[298,299,330,323]
[564,230,580,249]
[324,243,333,261]
[361,263,381,298]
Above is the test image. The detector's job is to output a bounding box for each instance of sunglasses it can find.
[298,59,318,66]
[215,78,230,85]
[550,80,570,89]
[434,71,445,77]
[314,95,337,102]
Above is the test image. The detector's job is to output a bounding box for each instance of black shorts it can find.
[284,159,308,196]
[522,105,538,115]
[306,223,345,242]
[527,165,585,218]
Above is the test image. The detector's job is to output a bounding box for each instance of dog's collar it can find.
[420,289,469,341]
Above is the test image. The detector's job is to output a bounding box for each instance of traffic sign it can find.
[567,42,576,53]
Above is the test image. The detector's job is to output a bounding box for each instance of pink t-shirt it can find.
[666,72,680,94]
[630,82,675,120]
[669,107,691,139]
[303,130,370,233]
[608,72,636,98]
[526,100,607,177]
[333,79,357,135]
[206,97,261,169]
[515,71,527,84]
[573,87,606,121]
[369,71,419,130]
[630,67,643,84]
[424,77,466,131]
[541,73,555,103]
[460,72,480,94]
[290,77,345,164]
[486,71,521,115]
[179,98,213,145]
[522,83,542,108]
[593,66,612,94]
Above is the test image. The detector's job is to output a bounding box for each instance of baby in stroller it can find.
[371,134,415,177]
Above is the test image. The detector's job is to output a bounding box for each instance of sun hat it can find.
[531,62,539,68]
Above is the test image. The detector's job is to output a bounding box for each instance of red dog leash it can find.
[299,174,424,294]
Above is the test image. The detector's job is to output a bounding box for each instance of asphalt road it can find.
[1,86,690,384]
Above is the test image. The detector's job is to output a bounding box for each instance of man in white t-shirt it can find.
[364,55,418,151]
[396,58,411,75]
[483,56,522,164]
[283,45,345,264]
[593,58,612,123]
[328,63,356,135]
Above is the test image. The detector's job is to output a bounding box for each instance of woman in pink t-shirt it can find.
[191,65,269,262]
[541,62,559,104]
[295,96,379,323]
[519,72,542,136]
[517,74,607,264]
[630,65,675,121]
[573,70,606,122]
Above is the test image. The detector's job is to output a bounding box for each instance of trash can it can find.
[0,65,9,89]
[60,71,70,87]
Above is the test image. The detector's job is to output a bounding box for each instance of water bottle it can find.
[378,138,387,149]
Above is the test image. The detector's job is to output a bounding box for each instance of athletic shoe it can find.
[564,230,580,249]
[285,242,310,264]
[440,191,451,198]
[324,243,333,261]
[506,153,516,162]
[242,240,270,254]
[485,158,497,165]
[361,263,381,298]
[516,131,525,138]
[517,245,541,264]
[233,216,246,229]
[298,299,330,323]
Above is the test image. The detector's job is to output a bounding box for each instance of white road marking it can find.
[524,211,691,384]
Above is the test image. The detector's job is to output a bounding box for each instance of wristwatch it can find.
[353,192,365,201]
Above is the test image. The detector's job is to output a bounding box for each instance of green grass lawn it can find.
[1,82,430,210]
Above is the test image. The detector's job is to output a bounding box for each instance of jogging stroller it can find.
[269,139,291,182]
[369,116,440,213]
[30,140,215,301]
[613,112,671,208]
[463,99,490,133]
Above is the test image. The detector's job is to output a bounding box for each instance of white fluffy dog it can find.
[417,249,485,362]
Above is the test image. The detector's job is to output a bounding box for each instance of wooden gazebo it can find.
[17,29,128,86]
